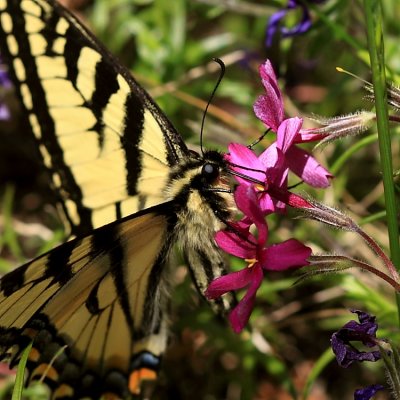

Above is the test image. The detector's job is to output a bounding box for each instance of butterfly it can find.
[0,0,238,398]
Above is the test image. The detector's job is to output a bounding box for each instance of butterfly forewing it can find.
[0,0,188,235]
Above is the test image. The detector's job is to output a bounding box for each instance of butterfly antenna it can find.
[200,58,226,155]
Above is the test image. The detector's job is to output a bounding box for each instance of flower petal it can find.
[259,142,279,169]
[298,129,329,143]
[259,146,288,187]
[331,310,382,368]
[259,60,281,100]
[331,334,381,368]
[258,193,286,214]
[354,384,385,400]
[229,265,263,333]
[265,9,288,47]
[276,117,303,152]
[215,230,254,259]
[234,185,268,244]
[285,146,332,188]
[205,266,254,299]
[265,1,326,46]
[227,143,266,183]
[254,61,284,130]
[254,95,283,132]
[281,5,312,37]
[260,239,311,271]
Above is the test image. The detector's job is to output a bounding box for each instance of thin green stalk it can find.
[300,348,335,400]
[364,0,400,320]
[12,342,32,400]
[330,133,378,175]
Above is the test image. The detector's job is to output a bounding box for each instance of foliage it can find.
[1,0,400,399]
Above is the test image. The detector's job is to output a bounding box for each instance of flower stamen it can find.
[245,258,258,268]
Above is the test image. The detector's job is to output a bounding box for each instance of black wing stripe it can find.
[64,25,82,86]
[121,92,145,197]
[0,0,93,232]
[0,0,184,235]
[45,241,74,285]
[90,223,136,339]
[90,58,120,155]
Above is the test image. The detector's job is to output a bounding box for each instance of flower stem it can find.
[356,228,400,283]
[364,0,400,320]
[313,254,400,291]
[379,344,400,398]
[347,257,400,292]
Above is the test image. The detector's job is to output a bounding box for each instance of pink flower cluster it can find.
[206,60,333,333]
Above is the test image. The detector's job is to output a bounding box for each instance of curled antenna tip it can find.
[213,57,225,71]
[199,58,226,154]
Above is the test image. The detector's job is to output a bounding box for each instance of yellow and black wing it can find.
[0,0,192,396]
[0,0,188,236]
[0,1,236,398]
[0,203,174,398]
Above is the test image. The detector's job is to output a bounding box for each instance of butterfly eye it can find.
[202,162,220,183]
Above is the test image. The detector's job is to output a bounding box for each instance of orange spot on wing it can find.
[129,368,157,395]
[28,347,40,362]
[53,383,74,399]
[31,363,58,381]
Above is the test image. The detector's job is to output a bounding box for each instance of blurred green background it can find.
[1,0,400,399]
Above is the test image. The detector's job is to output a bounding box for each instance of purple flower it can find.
[266,0,327,47]
[0,54,12,121]
[331,310,382,368]
[354,384,385,400]
[205,185,311,333]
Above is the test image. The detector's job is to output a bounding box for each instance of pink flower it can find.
[226,143,286,213]
[253,60,284,131]
[251,60,333,188]
[205,185,312,333]
[227,123,332,213]
[260,117,333,188]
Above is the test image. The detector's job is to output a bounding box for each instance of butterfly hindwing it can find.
[0,0,189,235]
[0,204,174,397]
